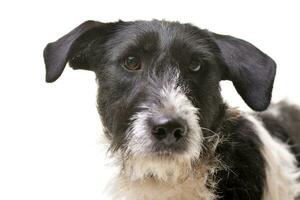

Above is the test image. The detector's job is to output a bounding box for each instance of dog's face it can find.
[95,21,223,157]
[44,20,276,181]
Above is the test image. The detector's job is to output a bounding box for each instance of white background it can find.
[0,0,299,199]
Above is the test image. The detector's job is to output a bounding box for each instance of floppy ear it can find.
[211,33,277,111]
[43,20,110,83]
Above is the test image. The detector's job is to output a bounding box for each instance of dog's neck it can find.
[207,103,229,132]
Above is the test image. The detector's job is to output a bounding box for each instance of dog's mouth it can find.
[150,138,189,156]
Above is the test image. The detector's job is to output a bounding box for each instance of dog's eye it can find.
[124,56,141,70]
[188,61,201,72]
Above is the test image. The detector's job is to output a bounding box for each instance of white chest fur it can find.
[113,174,215,200]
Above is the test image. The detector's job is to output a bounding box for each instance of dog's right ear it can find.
[210,33,276,111]
[44,20,113,83]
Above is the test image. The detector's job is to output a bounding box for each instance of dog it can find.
[43,20,300,200]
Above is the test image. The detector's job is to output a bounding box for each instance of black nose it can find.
[151,116,187,145]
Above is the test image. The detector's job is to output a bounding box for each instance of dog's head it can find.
[44,20,276,181]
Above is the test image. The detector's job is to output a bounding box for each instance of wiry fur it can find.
[112,162,216,200]
[43,19,300,200]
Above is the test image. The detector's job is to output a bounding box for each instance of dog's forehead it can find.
[106,20,212,59]
[117,20,184,44]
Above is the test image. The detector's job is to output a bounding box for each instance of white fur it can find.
[266,104,281,118]
[112,170,215,200]
[124,70,202,182]
[109,155,215,200]
[246,114,300,200]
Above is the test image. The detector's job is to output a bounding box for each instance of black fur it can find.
[43,20,288,199]
[212,33,276,111]
[214,113,266,199]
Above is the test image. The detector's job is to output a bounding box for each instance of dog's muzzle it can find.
[125,69,202,159]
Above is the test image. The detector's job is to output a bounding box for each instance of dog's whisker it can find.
[200,127,219,136]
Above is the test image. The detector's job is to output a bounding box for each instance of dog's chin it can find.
[122,150,195,183]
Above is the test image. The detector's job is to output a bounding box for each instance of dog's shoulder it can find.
[214,107,300,199]
[214,109,266,199]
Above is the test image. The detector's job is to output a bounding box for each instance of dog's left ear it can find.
[43,20,116,83]
[211,33,276,111]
